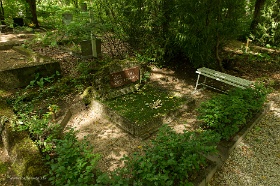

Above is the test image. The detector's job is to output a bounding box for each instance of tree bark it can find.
[215,0,224,72]
[26,0,39,28]
[250,0,266,33]
[0,0,4,25]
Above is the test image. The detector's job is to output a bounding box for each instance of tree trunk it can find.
[250,0,266,33]
[215,0,224,72]
[0,0,4,25]
[26,0,39,28]
[216,33,224,72]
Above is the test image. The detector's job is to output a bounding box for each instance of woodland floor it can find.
[0,29,280,185]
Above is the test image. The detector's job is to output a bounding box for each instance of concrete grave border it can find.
[0,46,61,89]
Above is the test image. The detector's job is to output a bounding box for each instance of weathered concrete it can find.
[0,46,61,89]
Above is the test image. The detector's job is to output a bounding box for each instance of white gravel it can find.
[210,93,280,186]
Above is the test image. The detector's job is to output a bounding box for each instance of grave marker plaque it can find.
[110,66,140,88]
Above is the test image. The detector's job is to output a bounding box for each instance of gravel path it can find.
[210,92,280,186]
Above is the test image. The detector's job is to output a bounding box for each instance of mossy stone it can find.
[11,137,48,185]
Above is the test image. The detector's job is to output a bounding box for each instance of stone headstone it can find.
[80,40,92,57]
[80,38,101,58]
[110,66,140,88]
[62,13,73,25]
[80,3,88,11]
[13,18,24,27]
[92,38,101,58]
[92,60,148,100]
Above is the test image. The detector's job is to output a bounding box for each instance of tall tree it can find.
[250,0,266,33]
[0,0,4,25]
[25,0,39,27]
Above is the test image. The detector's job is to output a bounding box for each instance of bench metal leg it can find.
[195,74,201,91]
[202,76,207,89]
[195,74,208,91]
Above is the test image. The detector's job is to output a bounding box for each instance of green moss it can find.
[0,99,14,119]
[104,84,187,125]
[11,137,47,185]
[0,162,9,174]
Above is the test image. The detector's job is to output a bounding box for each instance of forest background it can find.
[0,0,279,71]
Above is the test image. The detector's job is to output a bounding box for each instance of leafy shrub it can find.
[46,129,101,186]
[251,0,280,47]
[109,125,220,186]
[197,84,269,140]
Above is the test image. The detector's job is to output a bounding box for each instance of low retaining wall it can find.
[0,46,61,89]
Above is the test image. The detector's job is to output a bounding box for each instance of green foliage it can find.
[197,83,270,140]
[46,129,101,186]
[27,71,61,89]
[94,0,249,67]
[10,101,62,154]
[7,72,89,154]
[109,125,219,185]
[251,0,280,46]
[104,84,187,125]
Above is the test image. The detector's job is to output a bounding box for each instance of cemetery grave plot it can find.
[0,49,29,70]
[65,66,200,172]
[102,83,195,138]
[82,60,196,138]
[0,46,61,89]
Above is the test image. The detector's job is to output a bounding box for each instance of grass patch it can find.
[104,84,187,125]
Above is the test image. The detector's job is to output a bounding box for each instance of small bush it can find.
[46,129,101,186]
[197,83,269,140]
[109,125,220,185]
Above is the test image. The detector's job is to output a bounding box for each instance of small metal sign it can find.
[110,66,140,88]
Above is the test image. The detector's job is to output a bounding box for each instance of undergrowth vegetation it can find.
[197,83,270,140]
[5,69,269,185]
[110,126,220,186]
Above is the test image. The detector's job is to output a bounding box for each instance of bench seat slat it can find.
[195,67,253,91]
[197,73,251,88]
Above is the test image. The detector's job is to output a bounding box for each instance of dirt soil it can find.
[1,31,280,183]
[0,50,29,70]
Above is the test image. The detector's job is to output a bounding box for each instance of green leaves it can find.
[47,129,101,186]
[197,84,269,140]
[115,125,219,185]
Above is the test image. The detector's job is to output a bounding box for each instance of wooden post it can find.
[89,9,101,58]
[246,38,252,53]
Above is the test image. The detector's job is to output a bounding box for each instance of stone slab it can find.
[110,66,140,88]
[0,46,61,89]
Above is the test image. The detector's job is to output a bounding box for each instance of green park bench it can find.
[195,67,253,92]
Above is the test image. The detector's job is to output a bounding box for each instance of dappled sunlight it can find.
[66,101,105,133]
[0,33,18,43]
[106,150,128,171]
[0,33,32,43]
[97,128,126,140]
[63,100,144,173]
